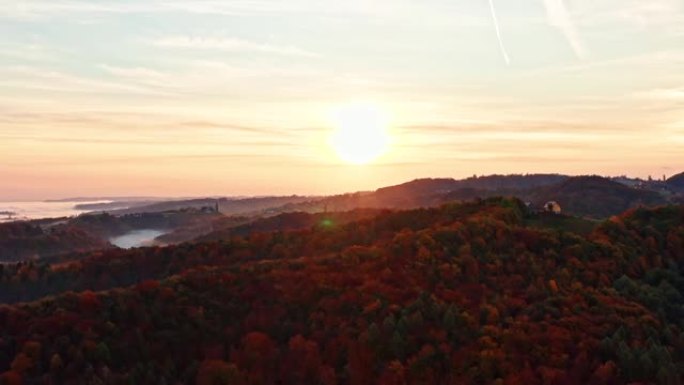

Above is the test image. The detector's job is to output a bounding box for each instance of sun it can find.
[329,102,391,165]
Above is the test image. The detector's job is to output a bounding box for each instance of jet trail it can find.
[488,0,510,65]
[543,0,585,58]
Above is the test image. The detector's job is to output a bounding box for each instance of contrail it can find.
[488,0,510,65]
[543,0,585,58]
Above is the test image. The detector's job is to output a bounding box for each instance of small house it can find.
[544,201,562,214]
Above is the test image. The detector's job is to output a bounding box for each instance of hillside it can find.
[258,174,673,220]
[359,174,567,208]
[0,221,111,261]
[107,196,314,216]
[0,199,682,384]
[0,210,223,261]
[196,209,383,242]
[668,172,684,191]
[270,174,568,213]
[1,174,675,261]
[525,176,668,218]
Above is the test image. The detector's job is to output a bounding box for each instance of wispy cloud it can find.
[0,1,159,20]
[398,121,628,135]
[0,133,294,149]
[149,36,318,57]
[0,43,65,62]
[0,1,308,20]
[99,62,257,87]
[97,61,328,100]
[0,110,293,135]
[0,65,167,96]
[543,0,586,58]
[98,65,167,81]
[633,87,684,102]
[571,0,683,30]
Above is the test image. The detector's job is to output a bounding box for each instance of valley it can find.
[0,175,683,383]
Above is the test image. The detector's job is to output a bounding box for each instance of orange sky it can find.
[1,0,683,199]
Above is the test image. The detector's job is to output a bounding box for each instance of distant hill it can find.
[525,176,667,218]
[74,200,159,211]
[217,196,315,216]
[270,174,568,213]
[196,209,383,242]
[268,174,668,220]
[373,174,567,205]
[107,198,220,214]
[453,173,569,190]
[190,175,631,243]
[45,196,164,203]
[0,221,111,261]
[0,209,225,261]
[8,174,678,253]
[107,196,314,216]
[64,174,677,224]
[667,172,684,190]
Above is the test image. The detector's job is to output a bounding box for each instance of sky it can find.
[1,0,683,200]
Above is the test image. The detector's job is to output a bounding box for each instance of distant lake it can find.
[110,229,166,249]
[0,200,111,222]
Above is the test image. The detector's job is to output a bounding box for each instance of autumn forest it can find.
[0,196,683,384]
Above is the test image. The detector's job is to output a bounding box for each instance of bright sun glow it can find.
[329,102,391,165]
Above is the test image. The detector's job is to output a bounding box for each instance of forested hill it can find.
[525,176,668,219]
[0,221,111,262]
[265,174,680,219]
[0,211,222,262]
[0,198,683,384]
[668,172,684,191]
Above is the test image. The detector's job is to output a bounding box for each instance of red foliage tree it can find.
[196,360,244,385]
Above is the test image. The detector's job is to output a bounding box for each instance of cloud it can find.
[570,0,682,29]
[1,0,491,31]
[150,36,318,57]
[633,87,684,102]
[542,0,586,58]
[0,1,305,20]
[0,43,64,62]
[0,133,294,149]
[0,0,387,20]
[99,65,167,81]
[3,153,305,168]
[0,65,168,96]
[0,112,289,135]
[0,1,158,20]
[96,61,329,100]
[99,62,258,87]
[615,2,681,28]
[397,120,627,135]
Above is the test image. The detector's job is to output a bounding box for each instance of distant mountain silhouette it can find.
[72,173,679,222]
[374,174,567,199]
[525,176,667,218]
[276,174,669,219]
[109,196,313,216]
[667,172,684,190]
[4,173,680,260]
[275,174,568,213]
[0,221,111,261]
[143,173,676,242]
